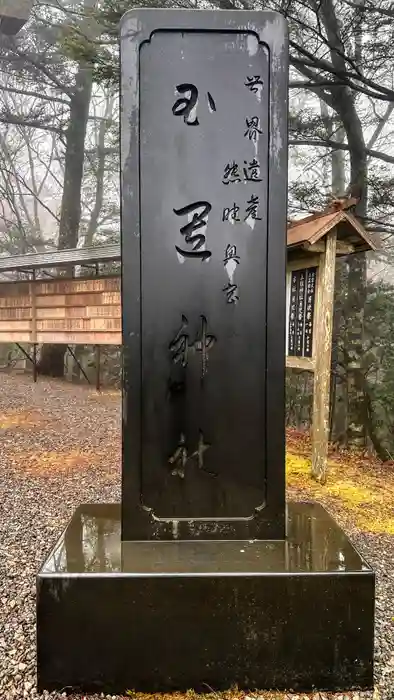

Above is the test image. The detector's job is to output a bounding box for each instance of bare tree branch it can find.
[0,166,60,223]
[0,114,64,134]
[289,138,394,165]
[367,103,394,152]
[0,84,69,105]
[8,46,74,98]
[291,50,394,102]
[343,0,394,18]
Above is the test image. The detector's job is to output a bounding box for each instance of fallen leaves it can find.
[88,389,121,401]
[124,692,376,700]
[0,410,42,430]
[7,448,112,477]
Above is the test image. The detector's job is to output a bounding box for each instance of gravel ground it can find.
[0,372,393,700]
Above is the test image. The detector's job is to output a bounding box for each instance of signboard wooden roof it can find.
[0,243,120,273]
[287,208,380,255]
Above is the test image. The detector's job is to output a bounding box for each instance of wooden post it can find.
[311,229,337,483]
[30,271,38,383]
[33,343,37,383]
[95,344,101,392]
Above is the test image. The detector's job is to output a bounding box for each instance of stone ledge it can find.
[37,502,375,694]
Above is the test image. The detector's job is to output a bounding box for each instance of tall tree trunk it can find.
[320,0,368,447]
[332,126,346,197]
[330,125,348,443]
[37,63,93,378]
[58,65,93,250]
[85,90,115,246]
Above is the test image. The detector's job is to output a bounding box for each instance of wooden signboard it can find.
[285,230,337,483]
[286,259,319,372]
[287,266,317,358]
[0,276,122,345]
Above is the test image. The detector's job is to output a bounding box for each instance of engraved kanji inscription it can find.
[169,314,216,378]
[169,430,214,479]
[222,161,242,185]
[223,282,239,304]
[243,158,262,182]
[168,433,188,477]
[190,431,212,471]
[168,314,189,367]
[222,159,262,184]
[245,75,264,94]
[172,83,216,125]
[223,244,240,304]
[245,194,262,222]
[122,13,287,533]
[174,201,212,261]
[244,116,262,142]
[194,315,216,378]
[222,203,240,222]
[224,244,240,266]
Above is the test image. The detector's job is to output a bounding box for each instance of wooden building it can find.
[0,244,121,346]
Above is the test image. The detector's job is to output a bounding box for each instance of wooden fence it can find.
[0,276,121,345]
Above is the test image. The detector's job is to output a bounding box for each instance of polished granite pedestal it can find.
[37,502,374,694]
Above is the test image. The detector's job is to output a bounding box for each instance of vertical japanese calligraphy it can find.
[174,201,212,261]
[295,269,306,355]
[287,268,317,357]
[244,116,262,142]
[219,72,267,303]
[303,267,317,357]
[244,159,262,182]
[133,25,277,521]
[245,194,261,222]
[168,430,215,479]
[172,83,216,125]
[223,161,242,185]
[244,75,263,95]
[222,159,262,185]
[223,244,240,303]
[224,243,240,266]
[169,314,216,378]
[288,271,298,356]
[168,432,188,477]
[172,71,266,299]
[222,203,240,222]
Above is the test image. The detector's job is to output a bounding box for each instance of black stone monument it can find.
[37,9,375,695]
[121,10,286,541]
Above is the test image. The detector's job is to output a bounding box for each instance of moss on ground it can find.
[286,430,394,535]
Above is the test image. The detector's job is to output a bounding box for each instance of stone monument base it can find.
[37,502,374,694]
